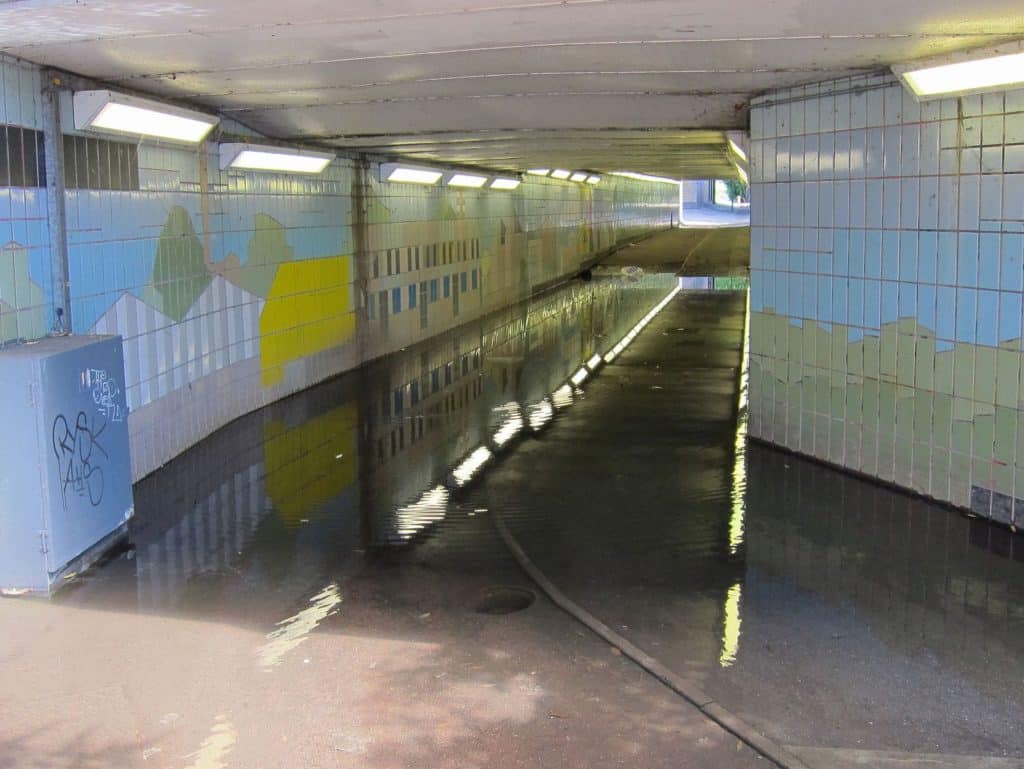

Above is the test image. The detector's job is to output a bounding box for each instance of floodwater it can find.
[3,274,1023,768]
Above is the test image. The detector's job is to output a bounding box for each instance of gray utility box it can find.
[0,335,134,594]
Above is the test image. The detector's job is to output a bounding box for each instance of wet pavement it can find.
[604,226,750,277]
[2,269,1023,769]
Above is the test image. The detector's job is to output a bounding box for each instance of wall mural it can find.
[0,54,674,480]
[749,73,1024,524]
[0,240,46,342]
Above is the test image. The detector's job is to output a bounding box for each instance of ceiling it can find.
[1,0,1021,178]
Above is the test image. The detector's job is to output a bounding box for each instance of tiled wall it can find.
[361,168,676,358]
[0,56,51,343]
[0,54,676,481]
[749,73,1024,525]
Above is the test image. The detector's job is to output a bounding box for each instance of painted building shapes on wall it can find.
[0,241,46,343]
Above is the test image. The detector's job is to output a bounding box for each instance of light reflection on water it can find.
[101,274,678,611]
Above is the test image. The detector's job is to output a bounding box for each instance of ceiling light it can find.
[570,172,589,182]
[610,171,681,185]
[447,173,488,188]
[490,177,521,190]
[73,89,218,144]
[527,169,551,176]
[550,169,571,180]
[727,138,748,163]
[220,143,333,174]
[894,41,1024,100]
[586,175,601,184]
[380,162,442,184]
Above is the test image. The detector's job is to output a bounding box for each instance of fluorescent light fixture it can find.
[380,162,443,184]
[894,41,1024,100]
[527,169,551,176]
[490,177,521,190]
[447,173,488,188]
[610,171,681,185]
[219,143,333,174]
[550,169,572,180]
[586,175,601,184]
[570,172,589,182]
[73,89,218,143]
[727,138,748,164]
[586,354,602,370]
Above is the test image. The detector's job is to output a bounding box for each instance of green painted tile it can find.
[915,336,936,392]
[952,418,974,456]
[863,379,880,432]
[974,346,997,406]
[895,386,915,441]
[912,442,932,493]
[816,372,830,415]
[829,418,846,465]
[995,349,1021,408]
[894,437,913,486]
[831,326,847,372]
[861,430,878,477]
[880,328,897,379]
[876,438,895,482]
[974,413,995,462]
[816,325,831,369]
[814,413,829,454]
[950,451,973,498]
[878,381,897,437]
[896,334,916,386]
[846,428,863,473]
[788,324,803,364]
[864,336,880,379]
[913,389,933,443]
[849,341,864,377]
[994,462,1014,496]
[932,392,952,448]
[846,381,864,427]
[953,345,975,399]
[972,457,992,491]
[830,379,845,418]
[931,447,951,499]
[934,348,954,395]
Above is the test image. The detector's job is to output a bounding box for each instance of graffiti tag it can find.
[82,368,124,422]
[52,412,107,510]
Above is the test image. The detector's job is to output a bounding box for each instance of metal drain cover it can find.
[474,586,536,615]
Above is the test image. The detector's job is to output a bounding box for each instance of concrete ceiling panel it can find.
[2,0,1022,177]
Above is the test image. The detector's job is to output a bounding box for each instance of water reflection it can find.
[86,274,676,612]
[728,291,750,556]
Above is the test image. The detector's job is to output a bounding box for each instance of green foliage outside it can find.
[725,178,748,203]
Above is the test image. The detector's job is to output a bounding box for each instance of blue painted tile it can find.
[977,289,998,346]
[937,232,958,285]
[955,287,977,343]
[936,286,956,340]
[998,291,1022,344]
[957,232,979,287]
[978,233,1000,289]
